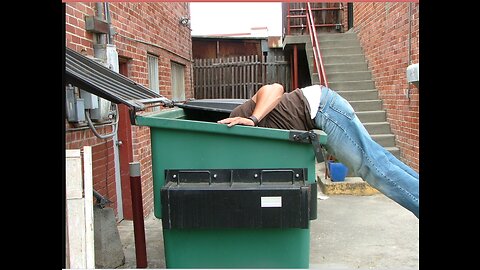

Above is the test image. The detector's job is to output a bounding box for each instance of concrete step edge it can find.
[323,62,368,67]
[336,89,378,93]
[319,46,363,50]
[362,121,390,125]
[323,53,365,58]
[355,110,386,114]
[322,71,372,75]
[329,80,375,84]
[371,134,395,138]
[384,146,400,151]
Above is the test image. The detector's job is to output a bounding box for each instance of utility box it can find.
[65,85,85,122]
[406,63,419,87]
[135,100,326,268]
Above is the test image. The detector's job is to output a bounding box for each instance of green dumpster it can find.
[135,102,326,268]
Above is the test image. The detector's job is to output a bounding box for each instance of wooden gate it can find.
[194,55,290,99]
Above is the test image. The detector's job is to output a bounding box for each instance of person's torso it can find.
[229,89,315,131]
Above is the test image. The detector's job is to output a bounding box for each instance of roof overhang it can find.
[65,47,169,111]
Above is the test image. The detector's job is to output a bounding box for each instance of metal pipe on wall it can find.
[95,3,106,46]
[406,2,412,99]
[104,2,113,44]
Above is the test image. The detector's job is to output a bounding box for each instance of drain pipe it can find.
[406,2,412,100]
[104,2,114,45]
[95,3,106,50]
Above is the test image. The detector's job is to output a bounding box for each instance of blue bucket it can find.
[328,162,349,182]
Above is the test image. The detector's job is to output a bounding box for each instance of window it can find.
[171,61,185,101]
[147,54,159,110]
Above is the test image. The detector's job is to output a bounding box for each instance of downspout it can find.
[94,3,106,58]
[92,2,124,221]
[104,2,114,45]
[104,2,111,44]
[406,2,412,99]
[90,3,119,139]
[408,2,412,66]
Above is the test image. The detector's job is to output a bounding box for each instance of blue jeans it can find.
[314,86,419,218]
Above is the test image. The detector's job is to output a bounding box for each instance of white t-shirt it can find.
[300,85,322,119]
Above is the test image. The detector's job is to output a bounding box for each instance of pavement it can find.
[116,188,419,269]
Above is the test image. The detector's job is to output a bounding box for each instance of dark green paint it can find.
[135,108,327,268]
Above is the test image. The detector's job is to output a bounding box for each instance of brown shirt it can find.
[230,89,316,131]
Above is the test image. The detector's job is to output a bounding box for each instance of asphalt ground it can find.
[117,190,419,269]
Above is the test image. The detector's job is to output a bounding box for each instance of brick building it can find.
[352,2,419,171]
[65,2,193,220]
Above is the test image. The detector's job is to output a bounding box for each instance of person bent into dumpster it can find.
[218,83,419,218]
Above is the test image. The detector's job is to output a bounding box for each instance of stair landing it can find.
[316,161,379,196]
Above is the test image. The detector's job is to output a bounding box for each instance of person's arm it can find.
[218,83,284,127]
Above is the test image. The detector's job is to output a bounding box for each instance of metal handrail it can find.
[305,2,328,88]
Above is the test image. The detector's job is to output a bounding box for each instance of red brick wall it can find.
[92,141,117,208]
[65,128,119,215]
[353,2,419,172]
[65,2,193,218]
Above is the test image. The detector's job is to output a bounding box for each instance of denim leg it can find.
[315,87,419,218]
[384,148,419,179]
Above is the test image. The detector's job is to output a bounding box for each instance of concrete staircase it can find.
[284,32,399,195]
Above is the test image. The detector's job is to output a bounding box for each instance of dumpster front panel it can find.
[163,228,310,268]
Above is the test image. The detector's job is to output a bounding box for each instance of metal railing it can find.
[305,2,328,88]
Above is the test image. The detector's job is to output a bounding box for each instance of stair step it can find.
[329,80,375,91]
[362,121,392,134]
[282,35,310,46]
[322,54,365,64]
[371,134,396,147]
[336,89,379,101]
[349,99,382,111]
[320,46,364,56]
[307,32,404,190]
[385,146,401,159]
[316,161,380,196]
[317,32,358,41]
[324,71,372,82]
[311,76,321,85]
[317,39,361,48]
[355,110,386,122]
[324,62,370,73]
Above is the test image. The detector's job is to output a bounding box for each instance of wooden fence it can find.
[194,55,290,99]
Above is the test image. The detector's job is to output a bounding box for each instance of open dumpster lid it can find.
[176,99,248,113]
[65,47,170,110]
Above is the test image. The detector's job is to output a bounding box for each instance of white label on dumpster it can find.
[261,196,282,207]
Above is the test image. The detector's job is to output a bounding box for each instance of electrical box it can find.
[66,85,85,122]
[80,89,99,109]
[80,89,111,122]
[406,63,419,86]
[90,98,111,121]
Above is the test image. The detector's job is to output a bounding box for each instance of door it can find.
[117,59,134,220]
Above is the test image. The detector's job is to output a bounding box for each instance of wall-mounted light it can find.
[179,16,190,27]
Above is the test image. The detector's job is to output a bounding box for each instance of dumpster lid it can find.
[65,47,170,110]
[176,99,248,113]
